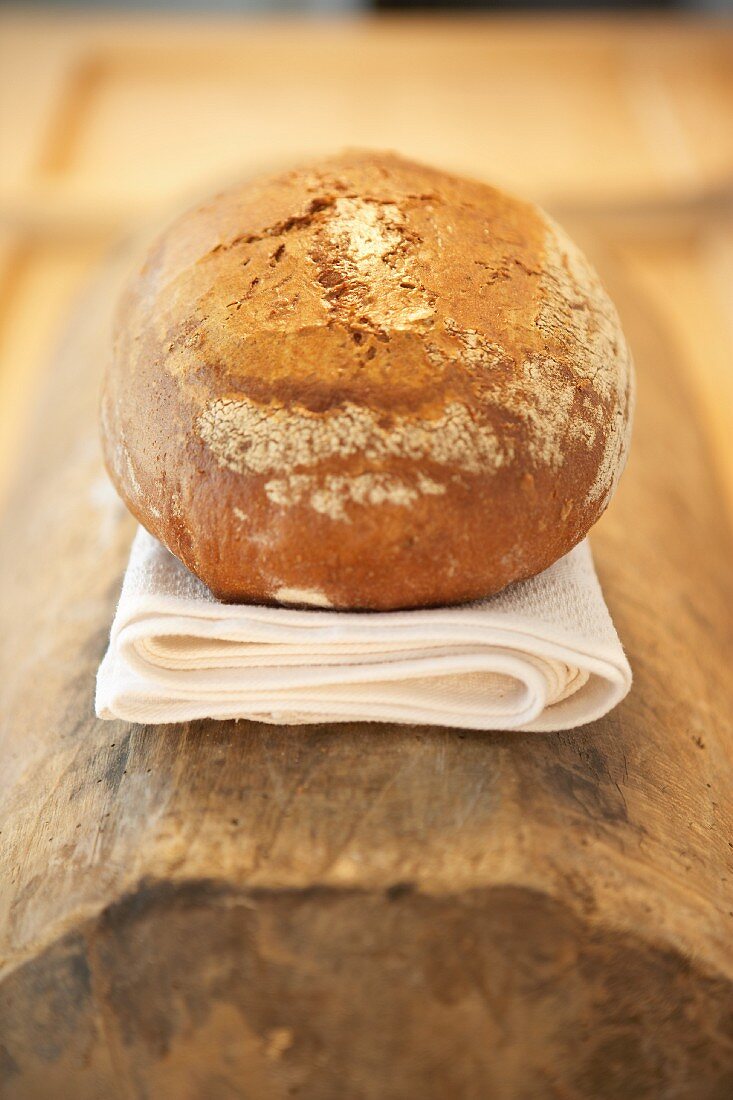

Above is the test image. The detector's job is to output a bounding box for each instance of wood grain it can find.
[0,220,731,1096]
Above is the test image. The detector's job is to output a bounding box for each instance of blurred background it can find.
[0,0,732,522]
[6,0,733,10]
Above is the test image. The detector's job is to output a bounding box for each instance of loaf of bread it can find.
[101,151,633,610]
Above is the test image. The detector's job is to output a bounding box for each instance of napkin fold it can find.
[96,527,631,731]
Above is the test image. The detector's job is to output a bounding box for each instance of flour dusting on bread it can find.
[198,396,506,514]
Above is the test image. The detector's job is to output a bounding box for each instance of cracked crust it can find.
[101,151,633,608]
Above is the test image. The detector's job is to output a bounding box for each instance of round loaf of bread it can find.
[102,151,633,610]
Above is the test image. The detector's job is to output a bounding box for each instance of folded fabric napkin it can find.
[96,527,631,731]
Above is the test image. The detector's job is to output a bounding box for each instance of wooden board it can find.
[3,15,733,218]
[1,13,733,1097]
[0,217,731,1096]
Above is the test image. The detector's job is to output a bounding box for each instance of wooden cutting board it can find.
[0,216,731,1097]
[1,13,732,1098]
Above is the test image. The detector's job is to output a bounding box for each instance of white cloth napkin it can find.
[96,527,631,731]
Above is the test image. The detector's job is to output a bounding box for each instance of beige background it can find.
[1,11,732,525]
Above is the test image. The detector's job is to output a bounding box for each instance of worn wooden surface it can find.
[0,214,732,1096]
[1,12,733,1099]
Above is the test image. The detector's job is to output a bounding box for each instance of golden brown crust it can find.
[101,151,633,609]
